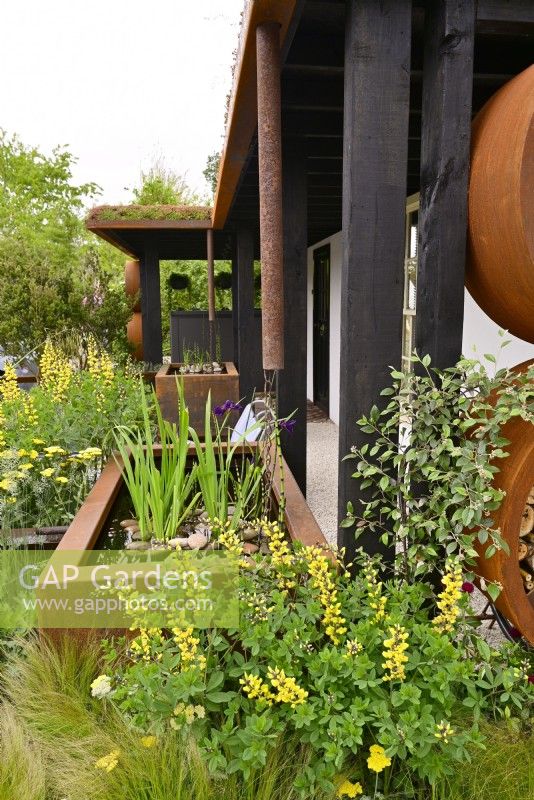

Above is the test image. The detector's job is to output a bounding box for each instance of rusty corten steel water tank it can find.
[124,259,141,312]
[475,360,534,643]
[126,312,143,361]
[466,65,534,344]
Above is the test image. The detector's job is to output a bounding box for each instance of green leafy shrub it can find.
[343,353,534,594]
[94,545,533,798]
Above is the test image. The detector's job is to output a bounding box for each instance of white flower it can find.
[90,674,112,699]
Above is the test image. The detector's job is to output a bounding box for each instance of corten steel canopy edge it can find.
[212,0,300,230]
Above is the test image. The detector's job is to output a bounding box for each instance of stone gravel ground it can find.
[306,418,505,645]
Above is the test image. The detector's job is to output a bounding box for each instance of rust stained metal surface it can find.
[466,65,534,343]
[475,360,534,644]
[257,21,284,371]
[212,0,300,230]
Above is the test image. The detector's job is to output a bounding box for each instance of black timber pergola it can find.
[87,0,534,561]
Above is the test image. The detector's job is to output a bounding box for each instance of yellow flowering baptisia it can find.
[367,744,391,773]
[94,750,120,772]
[21,392,38,428]
[382,625,409,682]
[172,626,207,672]
[344,639,363,658]
[363,561,387,621]
[434,720,455,744]
[40,339,73,403]
[305,545,347,644]
[433,562,463,633]
[336,778,363,798]
[261,518,293,568]
[129,627,165,663]
[240,667,308,708]
[0,363,19,403]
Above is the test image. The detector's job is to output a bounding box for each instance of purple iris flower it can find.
[279,419,297,434]
[214,400,243,417]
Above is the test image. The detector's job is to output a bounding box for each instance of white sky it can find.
[1,0,245,204]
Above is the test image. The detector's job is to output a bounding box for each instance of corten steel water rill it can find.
[466,65,534,344]
[256,21,284,371]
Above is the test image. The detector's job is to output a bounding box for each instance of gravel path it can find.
[306,420,339,545]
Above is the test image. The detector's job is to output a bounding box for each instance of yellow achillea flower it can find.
[172,626,207,672]
[0,478,14,491]
[55,476,68,484]
[19,463,34,471]
[382,625,409,682]
[434,720,455,743]
[140,735,157,748]
[336,778,363,798]
[305,545,347,644]
[44,446,66,455]
[367,744,391,773]
[0,363,19,403]
[40,468,55,478]
[433,562,463,633]
[94,750,120,772]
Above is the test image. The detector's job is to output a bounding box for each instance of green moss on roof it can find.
[87,204,213,225]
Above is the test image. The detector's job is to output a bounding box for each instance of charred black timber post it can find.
[338,0,412,564]
[234,226,257,402]
[139,244,163,365]
[415,0,475,368]
[207,228,216,360]
[279,143,307,494]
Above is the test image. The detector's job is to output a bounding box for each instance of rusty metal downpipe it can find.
[256,21,284,372]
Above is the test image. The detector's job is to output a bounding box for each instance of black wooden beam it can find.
[415,0,475,369]
[139,244,163,365]
[234,226,258,402]
[338,0,412,562]
[278,144,308,494]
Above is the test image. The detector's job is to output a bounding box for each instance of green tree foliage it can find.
[203,151,221,198]
[0,130,130,358]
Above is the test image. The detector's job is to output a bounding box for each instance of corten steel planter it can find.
[57,442,327,555]
[155,362,239,435]
[466,65,534,344]
[475,360,534,643]
[43,443,327,642]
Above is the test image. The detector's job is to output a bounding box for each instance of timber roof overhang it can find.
[86,0,534,257]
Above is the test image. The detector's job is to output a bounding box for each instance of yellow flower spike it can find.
[21,393,38,428]
[336,778,364,798]
[367,744,391,773]
[0,363,20,403]
[433,562,463,633]
[305,546,347,645]
[434,720,455,744]
[382,625,409,682]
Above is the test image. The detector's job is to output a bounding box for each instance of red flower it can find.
[528,675,534,685]
[461,581,474,594]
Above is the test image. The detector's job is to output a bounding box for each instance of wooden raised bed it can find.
[155,362,239,434]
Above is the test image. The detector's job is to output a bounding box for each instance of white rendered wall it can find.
[307,231,342,425]
[307,230,534,425]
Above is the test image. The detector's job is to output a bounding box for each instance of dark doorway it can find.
[312,244,330,414]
